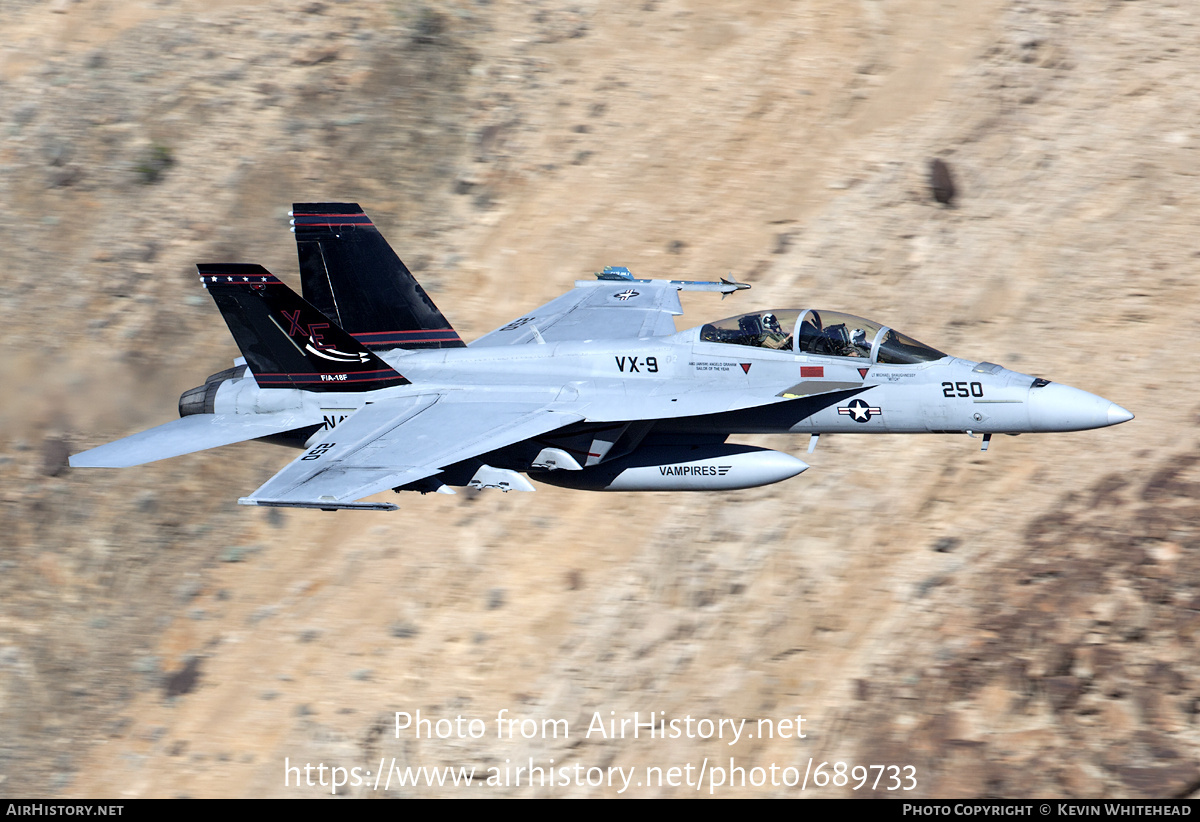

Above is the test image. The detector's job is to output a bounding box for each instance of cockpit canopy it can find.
[698,309,946,365]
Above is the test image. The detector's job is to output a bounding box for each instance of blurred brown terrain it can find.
[0,0,1196,799]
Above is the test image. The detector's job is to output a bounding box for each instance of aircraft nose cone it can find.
[1108,403,1134,426]
[1027,383,1132,432]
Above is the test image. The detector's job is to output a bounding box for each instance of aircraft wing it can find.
[470,280,684,346]
[240,393,584,510]
[69,411,323,468]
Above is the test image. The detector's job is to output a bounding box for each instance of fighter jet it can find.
[69,203,1134,511]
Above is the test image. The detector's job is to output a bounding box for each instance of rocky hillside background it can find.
[1,0,1196,798]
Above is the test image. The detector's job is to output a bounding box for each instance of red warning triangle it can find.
[858,367,870,379]
[740,363,752,374]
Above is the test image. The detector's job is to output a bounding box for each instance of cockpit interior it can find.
[698,309,946,365]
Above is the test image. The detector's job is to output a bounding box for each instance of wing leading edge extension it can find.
[240,394,584,510]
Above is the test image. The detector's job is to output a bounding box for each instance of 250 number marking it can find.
[942,381,984,398]
[302,442,336,461]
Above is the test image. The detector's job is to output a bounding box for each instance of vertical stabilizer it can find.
[291,203,465,350]
[199,263,411,392]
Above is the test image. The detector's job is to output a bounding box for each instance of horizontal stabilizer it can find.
[69,412,321,468]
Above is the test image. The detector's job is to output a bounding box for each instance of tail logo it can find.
[281,309,368,362]
[283,310,319,339]
[305,343,370,364]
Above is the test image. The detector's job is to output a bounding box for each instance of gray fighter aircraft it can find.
[70,203,1134,511]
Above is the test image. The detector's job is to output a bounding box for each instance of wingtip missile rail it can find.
[588,265,751,296]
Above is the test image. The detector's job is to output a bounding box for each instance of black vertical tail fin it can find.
[291,203,466,351]
[199,264,411,392]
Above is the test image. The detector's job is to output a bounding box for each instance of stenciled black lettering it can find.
[301,442,336,461]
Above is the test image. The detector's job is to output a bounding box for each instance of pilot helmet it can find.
[762,313,781,332]
[851,328,868,347]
